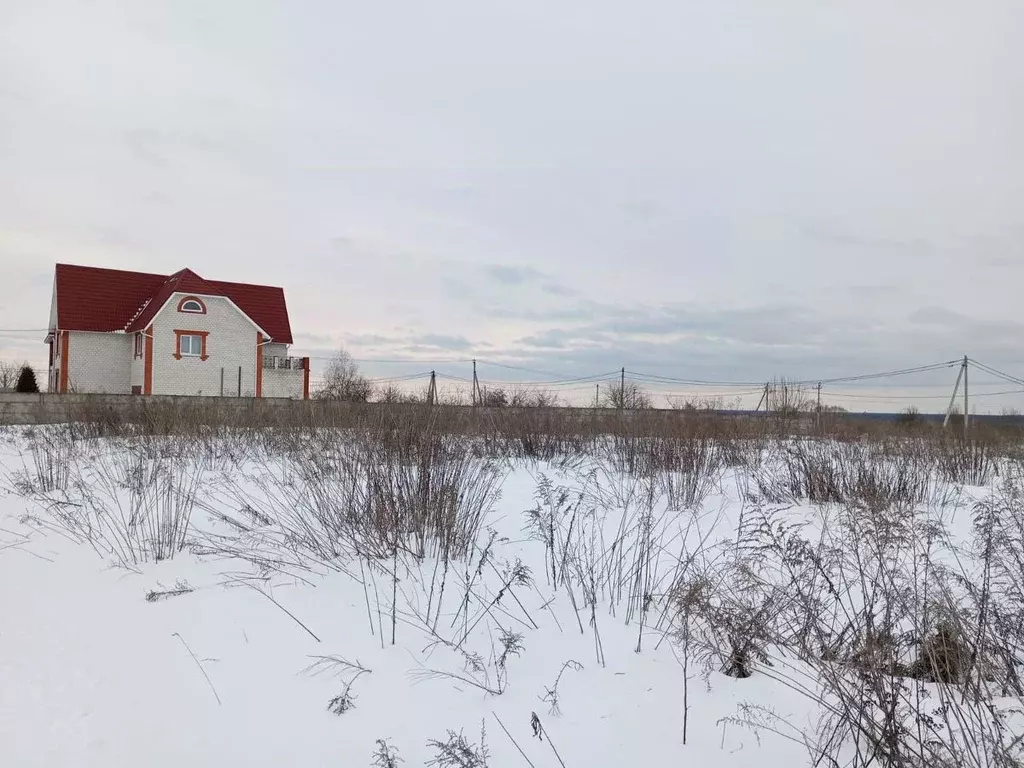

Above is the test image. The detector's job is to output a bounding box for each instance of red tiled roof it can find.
[53,264,294,344]
[207,279,293,347]
[123,269,227,334]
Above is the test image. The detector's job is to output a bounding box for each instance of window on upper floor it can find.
[177,296,206,314]
[174,330,210,360]
[134,333,144,359]
[180,334,203,356]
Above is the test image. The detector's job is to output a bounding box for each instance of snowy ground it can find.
[0,427,1021,767]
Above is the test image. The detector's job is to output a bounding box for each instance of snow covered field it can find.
[1,421,1022,767]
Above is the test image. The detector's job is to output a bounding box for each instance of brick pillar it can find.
[255,332,264,398]
[59,331,70,393]
[144,327,154,395]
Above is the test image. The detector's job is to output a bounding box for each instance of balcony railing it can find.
[262,356,307,371]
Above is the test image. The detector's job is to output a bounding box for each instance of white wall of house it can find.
[66,331,132,394]
[149,293,260,397]
[263,342,289,361]
[261,342,303,398]
[262,369,304,399]
[130,332,146,392]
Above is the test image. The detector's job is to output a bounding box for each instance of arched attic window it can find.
[177,296,207,314]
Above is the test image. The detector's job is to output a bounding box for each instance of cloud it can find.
[482,265,543,286]
[800,221,934,253]
[908,307,966,325]
[406,334,473,351]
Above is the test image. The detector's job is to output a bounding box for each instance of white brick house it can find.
[46,264,309,398]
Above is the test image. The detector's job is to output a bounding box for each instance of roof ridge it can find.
[123,297,152,331]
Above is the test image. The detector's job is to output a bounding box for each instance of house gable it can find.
[141,290,272,341]
[147,293,263,397]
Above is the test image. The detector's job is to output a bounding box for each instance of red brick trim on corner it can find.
[144,327,154,394]
[302,357,311,400]
[255,332,263,398]
[176,296,207,314]
[59,331,69,393]
[174,330,210,360]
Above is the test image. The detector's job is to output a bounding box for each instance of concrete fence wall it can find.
[0,393,307,426]
[2,392,1022,429]
[0,393,728,428]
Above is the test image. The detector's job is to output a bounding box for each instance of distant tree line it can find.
[313,349,862,415]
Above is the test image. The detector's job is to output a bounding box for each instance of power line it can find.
[366,372,433,384]
[645,388,766,399]
[969,358,1024,389]
[625,359,961,388]
[474,360,618,381]
[819,360,961,385]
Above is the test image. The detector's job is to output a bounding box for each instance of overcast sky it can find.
[2,0,1023,410]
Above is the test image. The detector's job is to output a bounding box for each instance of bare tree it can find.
[0,360,21,391]
[767,377,812,417]
[316,349,373,402]
[508,386,560,408]
[602,381,651,410]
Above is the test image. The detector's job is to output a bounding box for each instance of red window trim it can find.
[177,296,207,314]
[174,330,210,361]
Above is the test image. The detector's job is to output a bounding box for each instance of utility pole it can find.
[595,383,600,409]
[816,382,822,431]
[472,359,479,407]
[620,367,626,410]
[943,358,966,428]
[963,355,969,436]
[753,383,768,413]
[427,370,437,407]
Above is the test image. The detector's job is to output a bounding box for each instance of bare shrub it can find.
[480,388,508,408]
[26,439,205,564]
[771,439,939,509]
[897,406,922,428]
[768,377,813,419]
[14,425,76,493]
[540,660,584,716]
[659,437,726,509]
[427,722,490,768]
[200,425,501,569]
[507,387,560,408]
[377,384,419,404]
[304,655,372,716]
[707,492,1024,768]
[935,436,996,486]
[602,381,651,410]
[145,580,194,602]
[372,739,403,767]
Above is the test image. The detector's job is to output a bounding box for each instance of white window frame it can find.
[180,299,204,313]
[180,334,203,357]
